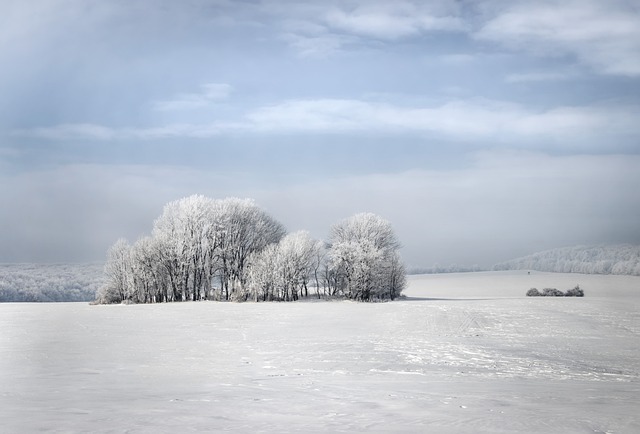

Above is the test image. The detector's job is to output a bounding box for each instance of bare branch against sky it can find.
[1,0,639,267]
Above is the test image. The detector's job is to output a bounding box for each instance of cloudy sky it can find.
[1,0,639,268]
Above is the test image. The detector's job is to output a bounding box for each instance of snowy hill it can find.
[494,245,640,276]
[0,263,104,302]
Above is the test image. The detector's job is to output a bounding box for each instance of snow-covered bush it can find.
[526,288,541,297]
[565,285,584,297]
[95,285,122,304]
[542,288,565,297]
[526,285,584,297]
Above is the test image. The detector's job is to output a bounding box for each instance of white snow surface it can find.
[1,271,639,433]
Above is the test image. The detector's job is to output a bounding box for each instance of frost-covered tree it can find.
[384,251,407,300]
[98,199,405,304]
[246,243,279,301]
[246,231,323,301]
[152,195,219,301]
[98,238,132,303]
[328,213,405,300]
[99,195,285,303]
[278,231,323,299]
[214,198,286,300]
[130,236,169,303]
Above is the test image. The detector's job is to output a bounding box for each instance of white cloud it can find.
[15,123,117,141]
[152,83,233,111]
[281,32,349,58]
[277,0,465,55]
[245,98,640,146]
[505,71,578,83]
[14,98,640,151]
[324,2,464,40]
[243,98,521,137]
[476,0,640,76]
[439,53,476,64]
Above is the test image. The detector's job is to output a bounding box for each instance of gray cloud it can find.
[261,151,640,267]
[13,98,640,155]
[152,83,233,111]
[323,1,465,40]
[1,0,639,266]
[476,0,640,76]
[2,152,638,267]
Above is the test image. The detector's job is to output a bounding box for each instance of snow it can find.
[1,271,639,433]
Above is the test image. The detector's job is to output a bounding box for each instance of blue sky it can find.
[1,0,639,267]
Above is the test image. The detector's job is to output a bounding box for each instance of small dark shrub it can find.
[542,288,564,297]
[527,284,585,297]
[565,285,584,297]
[526,288,541,297]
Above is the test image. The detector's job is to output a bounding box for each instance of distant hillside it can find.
[0,263,105,302]
[493,245,640,276]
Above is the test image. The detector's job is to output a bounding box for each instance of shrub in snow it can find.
[95,285,123,304]
[542,288,565,297]
[565,285,584,297]
[527,285,584,297]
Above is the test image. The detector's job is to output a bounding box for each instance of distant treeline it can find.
[494,245,640,276]
[0,263,104,302]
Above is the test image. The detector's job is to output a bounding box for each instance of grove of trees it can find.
[96,195,406,304]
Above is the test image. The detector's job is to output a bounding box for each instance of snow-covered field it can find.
[1,271,639,433]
